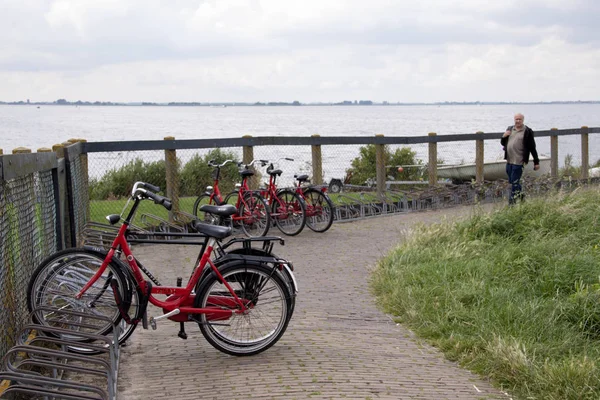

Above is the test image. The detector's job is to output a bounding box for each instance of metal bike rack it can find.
[0,306,121,399]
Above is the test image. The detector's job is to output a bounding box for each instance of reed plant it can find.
[371,188,600,400]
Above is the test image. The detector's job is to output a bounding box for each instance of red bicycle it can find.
[293,173,335,233]
[259,158,307,236]
[28,182,296,356]
[193,159,270,237]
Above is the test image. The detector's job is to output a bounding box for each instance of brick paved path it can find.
[117,204,510,400]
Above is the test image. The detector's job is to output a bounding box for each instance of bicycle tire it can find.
[194,263,292,356]
[193,194,219,225]
[303,188,335,233]
[27,248,136,349]
[272,189,306,236]
[239,192,270,237]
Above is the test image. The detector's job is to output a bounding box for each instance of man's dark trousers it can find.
[506,163,524,205]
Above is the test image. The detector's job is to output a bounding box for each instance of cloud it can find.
[0,0,598,102]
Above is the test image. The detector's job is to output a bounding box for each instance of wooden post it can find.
[72,139,89,226]
[550,128,558,179]
[375,135,386,195]
[52,143,68,250]
[311,134,323,185]
[475,131,484,183]
[242,135,258,189]
[581,126,589,180]
[428,132,437,186]
[164,136,179,222]
[12,147,31,154]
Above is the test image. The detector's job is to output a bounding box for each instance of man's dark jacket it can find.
[500,125,540,165]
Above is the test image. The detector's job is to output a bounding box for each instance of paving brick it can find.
[117,204,511,400]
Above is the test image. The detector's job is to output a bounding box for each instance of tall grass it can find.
[372,188,600,400]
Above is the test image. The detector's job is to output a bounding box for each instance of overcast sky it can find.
[1,0,599,103]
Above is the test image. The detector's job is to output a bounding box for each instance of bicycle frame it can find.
[204,161,261,224]
[77,190,249,324]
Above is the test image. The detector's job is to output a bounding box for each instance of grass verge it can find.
[371,188,600,400]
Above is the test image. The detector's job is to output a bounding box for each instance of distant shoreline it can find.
[1,100,599,107]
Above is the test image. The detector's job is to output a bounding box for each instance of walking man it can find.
[501,113,540,205]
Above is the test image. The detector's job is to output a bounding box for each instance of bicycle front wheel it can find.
[27,248,136,348]
[303,188,335,232]
[239,192,270,237]
[272,189,306,236]
[195,263,293,356]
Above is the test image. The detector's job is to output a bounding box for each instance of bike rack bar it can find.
[0,305,121,399]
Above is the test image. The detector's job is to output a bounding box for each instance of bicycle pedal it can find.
[149,316,157,330]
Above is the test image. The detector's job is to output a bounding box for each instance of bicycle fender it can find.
[213,251,298,294]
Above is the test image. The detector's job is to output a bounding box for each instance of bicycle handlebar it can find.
[208,159,235,168]
[131,181,172,211]
[238,159,269,169]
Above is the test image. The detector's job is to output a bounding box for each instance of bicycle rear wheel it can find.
[195,263,292,356]
[272,189,306,236]
[303,188,335,232]
[193,194,219,225]
[27,248,136,349]
[238,192,270,237]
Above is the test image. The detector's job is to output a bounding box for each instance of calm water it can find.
[2,104,599,184]
[2,104,599,153]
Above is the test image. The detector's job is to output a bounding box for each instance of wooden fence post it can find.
[73,139,89,224]
[311,134,323,185]
[375,135,386,195]
[12,147,31,154]
[475,131,484,183]
[581,126,589,180]
[52,144,68,250]
[242,135,258,189]
[164,136,179,222]
[550,128,558,179]
[428,132,437,186]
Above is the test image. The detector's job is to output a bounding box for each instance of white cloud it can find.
[0,0,598,102]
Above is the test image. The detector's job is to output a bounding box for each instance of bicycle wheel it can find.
[303,188,335,232]
[193,194,218,225]
[272,189,306,236]
[239,192,270,237]
[194,263,292,356]
[27,248,136,347]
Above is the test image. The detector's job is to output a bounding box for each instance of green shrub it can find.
[179,149,240,196]
[346,144,424,185]
[89,158,167,200]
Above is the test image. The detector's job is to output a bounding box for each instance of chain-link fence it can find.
[84,128,600,231]
[0,155,58,358]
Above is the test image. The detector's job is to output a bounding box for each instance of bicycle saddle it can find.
[191,220,233,239]
[268,169,282,176]
[199,204,237,217]
[295,174,309,182]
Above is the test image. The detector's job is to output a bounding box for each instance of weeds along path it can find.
[117,203,508,400]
